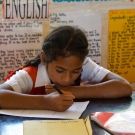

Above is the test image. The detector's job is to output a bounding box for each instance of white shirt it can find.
[5,57,110,93]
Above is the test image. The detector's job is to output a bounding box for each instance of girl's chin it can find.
[57,83,70,87]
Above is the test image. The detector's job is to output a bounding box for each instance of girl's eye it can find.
[56,69,64,73]
[56,69,82,74]
[72,70,81,74]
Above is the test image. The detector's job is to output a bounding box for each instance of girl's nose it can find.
[62,73,72,83]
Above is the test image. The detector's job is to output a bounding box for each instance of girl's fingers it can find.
[62,92,75,99]
[63,95,75,100]
[45,84,75,98]
[62,100,74,106]
[45,84,52,89]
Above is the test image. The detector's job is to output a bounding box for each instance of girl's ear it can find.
[40,51,46,65]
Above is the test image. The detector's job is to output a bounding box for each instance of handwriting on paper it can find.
[0,22,42,45]
[108,9,135,82]
[0,21,43,83]
[0,49,40,82]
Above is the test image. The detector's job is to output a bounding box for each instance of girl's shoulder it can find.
[83,57,97,67]
[4,66,38,82]
[23,66,38,73]
[23,66,38,83]
[22,66,38,78]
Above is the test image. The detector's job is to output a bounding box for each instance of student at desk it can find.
[0,26,132,112]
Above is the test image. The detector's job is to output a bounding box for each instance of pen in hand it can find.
[52,84,63,94]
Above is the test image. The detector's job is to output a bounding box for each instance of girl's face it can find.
[47,55,83,86]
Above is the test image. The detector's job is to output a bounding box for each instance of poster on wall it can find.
[0,0,50,83]
[108,9,135,82]
[3,0,49,21]
[0,21,43,83]
[50,11,102,65]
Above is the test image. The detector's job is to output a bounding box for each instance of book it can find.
[23,116,92,135]
[91,111,135,135]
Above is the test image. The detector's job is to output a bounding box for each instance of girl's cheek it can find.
[49,73,62,82]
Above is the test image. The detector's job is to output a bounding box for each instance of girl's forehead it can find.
[49,55,83,69]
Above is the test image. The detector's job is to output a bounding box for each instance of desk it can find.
[0,92,135,135]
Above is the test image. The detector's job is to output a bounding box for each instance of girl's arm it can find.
[60,72,132,99]
[0,83,75,111]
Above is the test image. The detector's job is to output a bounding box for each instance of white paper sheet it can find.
[0,101,89,119]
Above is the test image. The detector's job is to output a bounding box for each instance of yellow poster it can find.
[108,9,135,82]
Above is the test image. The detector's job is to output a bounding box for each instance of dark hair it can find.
[24,26,89,67]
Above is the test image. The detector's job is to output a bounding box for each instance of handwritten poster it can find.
[50,11,102,65]
[0,21,43,83]
[108,9,135,82]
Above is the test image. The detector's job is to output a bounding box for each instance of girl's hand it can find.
[45,84,70,94]
[45,84,56,94]
[45,91,75,112]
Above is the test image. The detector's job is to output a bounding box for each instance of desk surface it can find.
[0,92,135,135]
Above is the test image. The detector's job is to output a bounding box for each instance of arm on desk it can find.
[0,83,75,111]
[58,72,132,99]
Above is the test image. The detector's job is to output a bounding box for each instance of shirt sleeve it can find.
[5,70,33,93]
[81,57,110,83]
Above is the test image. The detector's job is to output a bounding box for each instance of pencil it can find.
[52,84,63,94]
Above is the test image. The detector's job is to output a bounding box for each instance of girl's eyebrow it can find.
[56,66,82,70]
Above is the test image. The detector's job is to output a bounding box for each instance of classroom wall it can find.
[0,0,135,90]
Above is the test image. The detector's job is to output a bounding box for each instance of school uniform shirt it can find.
[5,57,110,95]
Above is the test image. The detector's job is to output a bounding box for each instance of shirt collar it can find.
[35,63,51,87]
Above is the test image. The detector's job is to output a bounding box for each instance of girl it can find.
[0,26,132,111]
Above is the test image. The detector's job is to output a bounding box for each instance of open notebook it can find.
[91,111,135,135]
